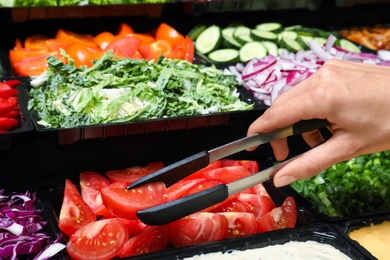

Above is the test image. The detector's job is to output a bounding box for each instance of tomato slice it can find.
[117,225,170,257]
[104,36,142,59]
[166,177,206,202]
[211,198,250,213]
[116,22,135,37]
[105,162,164,185]
[165,36,195,62]
[220,159,259,174]
[155,22,185,47]
[67,218,128,260]
[59,179,96,237]
[219,212,257,238]
[137,39,172,61]
[94,31,116,50]
[126,33,155,45]
[118,218,149,238]
[182,160,222,181]
[65,43,98,68]
[256,196,297,233]
[12,52,58,76]
[238,193,276,218]
[169,212,228,247]
[201,165,252,183]
[101,181,167,219]
[79,171,112,217]
[24,34,50,51]
[56,29,98,48]
[45,39,71,52]
[9,48,49,64]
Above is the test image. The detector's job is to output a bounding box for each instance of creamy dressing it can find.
[183,240,352,260]
[349,220,390,260]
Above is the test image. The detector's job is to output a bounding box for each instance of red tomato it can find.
[169,212,228,247]
[94,31,115,50]
[45,39,71,52]
[117,225,170,257]
[166,177,206,202]
[67,218,128,260]
[3,79,20,88]
[59,179,96,237]
[138,39,172,61]
[9,48,49,64]
[211,198,249,213]
[165,36,195,62]
[238,193,276,218]
[12,52,58,76]
[184,179,225,197]
[79,171,112,217]
[105,162,164,185]
[65,43,98,67]
[104,36,142,59]
[220,159,259,174]
[101,181,167,219]
[126,33,155,45]
[201,166,252,183]
[219,212,257,238]
[24,34,50,51]
[116,22,135,37]
[155,23,185,47]
[56,28,98,48]
[118,218,148,238]
[182,160,222,181]
[257,196,297,233]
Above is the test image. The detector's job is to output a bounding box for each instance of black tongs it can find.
[127,119,329,225]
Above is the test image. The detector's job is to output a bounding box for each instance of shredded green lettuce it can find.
[28,51,254,128]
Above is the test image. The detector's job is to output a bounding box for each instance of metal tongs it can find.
[127,119,330,225]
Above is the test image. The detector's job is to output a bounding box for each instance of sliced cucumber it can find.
[195,25,222,54]
[279,30,298,40]
[298,35,314,44]
[239,41,267,62]
[208,49,239,63]
[338,38,361,53]
[262,41,279,57]
[284,24,302,31]
[313,37,327,46]
[233,26,252,45]
[255,22,283,33]
[251,29,278,42]
[279,37,304,52]
[188,24,207,41]
[296,37,309,50]
[222,27,242,49]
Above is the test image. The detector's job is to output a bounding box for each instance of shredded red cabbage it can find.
[0,189,65,260]
[225,34,390,106]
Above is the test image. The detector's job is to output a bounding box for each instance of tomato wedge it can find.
[79,171,112,217]
[12,51,58,77]
[155,22,185,47]
[59,179,96,237]
[238,193,276,218]
[94,31,115,50]
[24,34,50,51]
[116,22,135,37]
[201,165,252,183]
[101,181,167,219]
[67,218,128,260]
[65,43,98,67]
[211,198,249,213]
[219,212,257,238]
[165,36,195,62]
[168,212,228,247]
[117,225,170,257]
[56,28,98,48]
[105,162,164,185]
[104,36,142,59]
[138,39,172,61]
[256,196,297,233]
[166,177,206,202]
[182,160,222,181]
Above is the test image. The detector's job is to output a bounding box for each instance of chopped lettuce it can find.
[28,51,254,128]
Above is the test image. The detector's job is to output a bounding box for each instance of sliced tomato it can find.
[251,183,271,197]
[45,39,71,52]
[104,36,142,59]
[105,162,164,185]
[256,196,297,233]
[126,33,155,45]
[182,160,222,181]
[12,52,58,76]
[3,79,20,88]
[65,43,98,68]
[67,218,127,260]
[137,39,172,61]
[166,177,206,202]
[184,179,225,197]
[79,171,112,217]
[165,36,194,62]
[56,28,98,48]
[117,225,170,257]
[219,212,257,238]
[116,22,135,37]
[118,218,149,238]
[9,48,49,64]
[220,159,259,174]
[155,23,185,47]
[211,198,250,213]
[101,181,167,219]
[169,212,228,247]
[24,34,50,51]
[59,179,96,237]
[94,31,115,50]
[201,165,252,183]
[238,193,276,218]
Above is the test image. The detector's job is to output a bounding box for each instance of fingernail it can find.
[274,176,296,187]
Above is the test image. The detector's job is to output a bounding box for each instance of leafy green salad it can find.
[28,50,254,129]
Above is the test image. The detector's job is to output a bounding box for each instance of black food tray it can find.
[29,85,267,145]
[0,77,34,150]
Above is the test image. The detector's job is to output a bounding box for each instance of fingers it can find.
[301,129,325,148]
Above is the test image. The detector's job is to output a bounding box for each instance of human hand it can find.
[247,59,390,187]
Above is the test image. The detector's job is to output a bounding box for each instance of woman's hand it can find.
[247,59,390,187]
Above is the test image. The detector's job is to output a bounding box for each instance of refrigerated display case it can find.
[1,1,390,259]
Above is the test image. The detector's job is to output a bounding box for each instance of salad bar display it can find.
[1,0,390,259]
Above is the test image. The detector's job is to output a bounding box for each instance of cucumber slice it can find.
[284,24,302,31]
[262,41,279,57]
[233,26,252,45]
[279,30,298,40]
[222,27,242,49]
[339,39,361,53]
[251,29,278,42]
[195,25,222,54]
[188,24,207,41]
[239,41,267,62]
[255,22,283,33]
[208,49,239,63]
[279,38,304,52]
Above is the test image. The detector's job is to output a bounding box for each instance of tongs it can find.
[127,119,330,225]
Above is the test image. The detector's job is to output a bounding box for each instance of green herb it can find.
[291,151,390,218]
[28,50,254,128]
